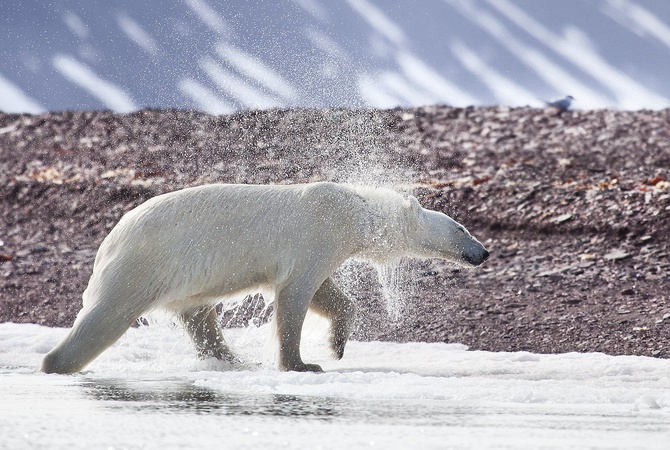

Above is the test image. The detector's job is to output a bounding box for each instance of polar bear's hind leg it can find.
[179,306,237,363]
[41,300,144,374]
[309,277,355,360]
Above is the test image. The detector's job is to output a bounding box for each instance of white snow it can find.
[303,26,351,61]
[346,0,406,45]
[488,0,670,110]
[116,12,160,56]
[378,71,435,106]
[356,73,403,108]
[200,57,283,109]
[183,0,231,37]
[447,0,610,108]
[5,2,670,113]
[178,78,235,114]
[604,0,670,50]
[1,321,669,449]
[0,74,45,114]
[395,51,479,106]
[451,41,539,106]
[293,0,330,23]
[62,11,89,40]
[215,43,299,101]
[52,54,138,112]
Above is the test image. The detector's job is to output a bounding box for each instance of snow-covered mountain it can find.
[2,0,670,114]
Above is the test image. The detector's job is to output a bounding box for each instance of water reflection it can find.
[83,379,343,419]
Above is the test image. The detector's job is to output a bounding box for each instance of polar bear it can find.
[41,182,489,374]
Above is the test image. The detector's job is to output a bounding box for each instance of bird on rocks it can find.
[546,95,574,112]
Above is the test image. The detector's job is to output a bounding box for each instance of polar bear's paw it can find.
[284,362,324,373]
[331,333,347,360]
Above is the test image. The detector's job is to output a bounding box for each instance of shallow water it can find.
[2,322,670,449]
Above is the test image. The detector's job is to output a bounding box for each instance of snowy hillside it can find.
[1,0,670,113]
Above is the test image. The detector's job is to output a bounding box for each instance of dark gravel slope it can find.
[1,106,668,357]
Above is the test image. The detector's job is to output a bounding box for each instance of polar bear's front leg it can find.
[309,277,355,360]
[179,306,237,363]
[275,282,323,372]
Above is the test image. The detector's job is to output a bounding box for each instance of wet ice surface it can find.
[1,321,670,449]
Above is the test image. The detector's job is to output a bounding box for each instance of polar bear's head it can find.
[407,197,489,267]
[351,186,489,267]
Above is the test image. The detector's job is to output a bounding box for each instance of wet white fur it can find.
[42,182,488,374]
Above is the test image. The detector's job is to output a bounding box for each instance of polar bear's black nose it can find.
[463,249,490,267]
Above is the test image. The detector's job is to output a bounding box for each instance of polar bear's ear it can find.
[406,196,422,216]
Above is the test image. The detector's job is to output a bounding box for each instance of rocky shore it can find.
[1,106,668,357]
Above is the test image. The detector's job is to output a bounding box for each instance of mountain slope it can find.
[1,0,670,113]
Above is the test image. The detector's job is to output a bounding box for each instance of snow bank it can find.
[2,321,669,411]
[2,322,670,449]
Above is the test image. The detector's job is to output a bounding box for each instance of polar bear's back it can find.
[114,182,360,239]
[84,182,366,309]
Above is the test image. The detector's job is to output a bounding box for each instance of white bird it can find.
[546,95,574,111]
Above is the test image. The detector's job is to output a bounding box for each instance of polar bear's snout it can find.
[411,207,489,267]
[459,226,489,267]
[462,245,489,267]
